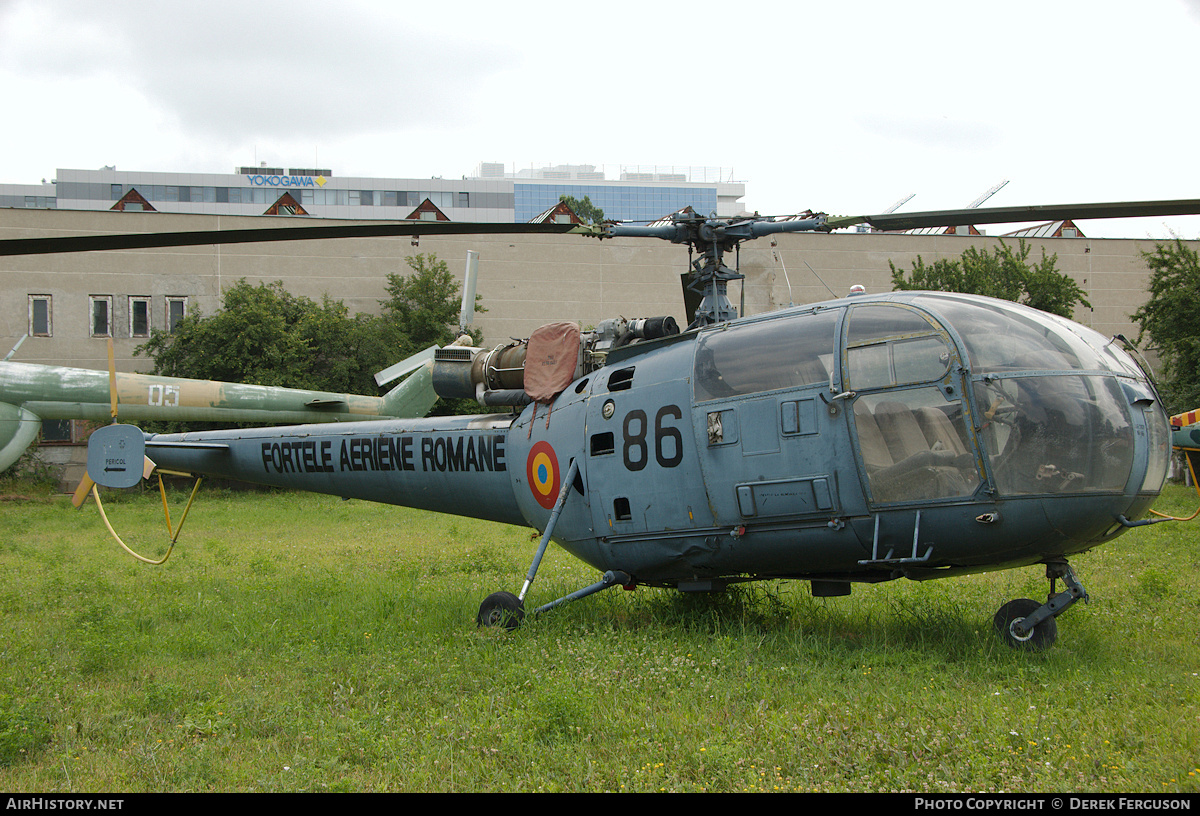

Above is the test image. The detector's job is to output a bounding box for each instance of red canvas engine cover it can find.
[523,322,580,402]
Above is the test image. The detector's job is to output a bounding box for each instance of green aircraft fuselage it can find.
[0,359,437,473]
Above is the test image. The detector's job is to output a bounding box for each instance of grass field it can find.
[0,482,1198,793]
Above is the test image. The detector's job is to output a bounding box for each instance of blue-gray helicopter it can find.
[6,198,1200,650]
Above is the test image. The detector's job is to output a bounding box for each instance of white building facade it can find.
[2,163,747,224]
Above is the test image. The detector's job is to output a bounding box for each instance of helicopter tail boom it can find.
[135,416,528,526]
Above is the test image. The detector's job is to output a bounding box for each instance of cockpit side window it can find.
[693,309,840,402]
[907,295,1141,496]
[843,305,982,503]
[845,305,952,391]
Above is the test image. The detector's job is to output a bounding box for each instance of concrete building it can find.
[2,163,746,224]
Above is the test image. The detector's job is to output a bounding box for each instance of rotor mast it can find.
[605,211,828,328]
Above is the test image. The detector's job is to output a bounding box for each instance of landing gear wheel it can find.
[993,598,1057,651]
[476,591,525,631]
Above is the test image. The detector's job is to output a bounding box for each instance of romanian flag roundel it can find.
[526,440,560,510]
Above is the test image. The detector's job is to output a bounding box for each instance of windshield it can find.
[974,374,1134,495]
[912,294,1120,374]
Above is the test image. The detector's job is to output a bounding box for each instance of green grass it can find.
[0,484,1198,793]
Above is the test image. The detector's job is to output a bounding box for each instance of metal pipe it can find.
[534,570,632,615]
[519,458,580,601]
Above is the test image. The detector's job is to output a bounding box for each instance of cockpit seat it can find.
[853,402,893,472]
[874,401,934,462]
[916,406,970,457]
[854,400,973,502]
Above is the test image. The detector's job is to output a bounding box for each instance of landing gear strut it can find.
[994,560,1089,651]
[475,459,633,630]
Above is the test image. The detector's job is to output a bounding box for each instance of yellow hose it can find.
[1150,505,1200,521]
[91,475,203,565]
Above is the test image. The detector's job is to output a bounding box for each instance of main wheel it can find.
[476,591,525,631]
[993,598,1057,651]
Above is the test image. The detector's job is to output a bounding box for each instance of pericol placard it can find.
[86,424,146,489]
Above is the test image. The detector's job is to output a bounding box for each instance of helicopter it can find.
[6,196,1200,650]
[0,343,440,476]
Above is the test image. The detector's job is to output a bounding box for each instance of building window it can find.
[29,295,51,337]
[40,419,89,445]
[167,297,187,333]
[458,192,470,208]
[129,297,151,337]
[41,419,73,443]
[90,296,112,337]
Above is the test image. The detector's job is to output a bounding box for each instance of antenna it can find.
[770,239,794,308]
[967,180,1010,209]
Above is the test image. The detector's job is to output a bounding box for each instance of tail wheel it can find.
[994,598,1057,651]
[476,591,525,631]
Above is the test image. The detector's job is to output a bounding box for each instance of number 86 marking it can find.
[622,405,683,471]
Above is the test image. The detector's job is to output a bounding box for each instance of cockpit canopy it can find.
[691,292,1168,504]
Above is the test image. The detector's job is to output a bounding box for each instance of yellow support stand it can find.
[89,471,204,565]
[1158,409,1200,518]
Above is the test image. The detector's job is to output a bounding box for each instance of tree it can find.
[1131,238,1200,413]
[136,280,390,395]
[137,254,481,399]
[378,253,486,415]
[559,194,605,225]
[379,253,484,354]
[890,239,1091,318]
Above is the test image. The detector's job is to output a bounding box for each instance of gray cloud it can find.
[0,0,518,143]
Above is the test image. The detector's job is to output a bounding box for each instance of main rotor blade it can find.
[6,198,1199,255]
[826,199,1200,232]
[0,220,589,256]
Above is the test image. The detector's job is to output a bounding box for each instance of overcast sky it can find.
[2,0,1199,238]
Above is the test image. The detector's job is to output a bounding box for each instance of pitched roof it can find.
[528,200,582,224]
[406,198,450,221]
[1001,220,1085,238]
[264,192,309,216]
[110,188,156,212]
